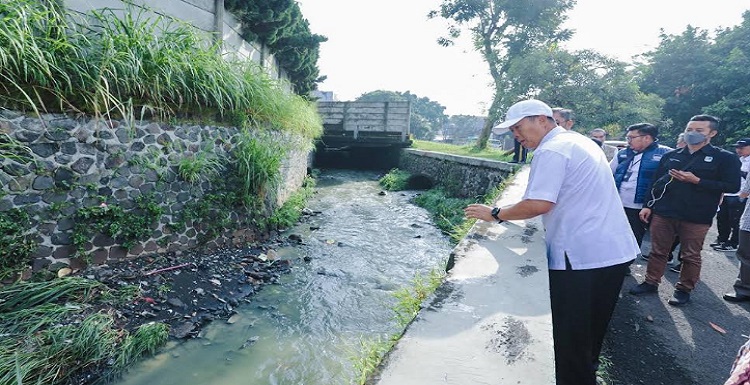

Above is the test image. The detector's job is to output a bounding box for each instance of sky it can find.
[296,0,750,116]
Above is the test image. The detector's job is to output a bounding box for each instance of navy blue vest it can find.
[614,142,672,204]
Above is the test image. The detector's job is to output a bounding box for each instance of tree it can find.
[429,0,575,149]
[225,0,327,96]
[636,26,718,142]
[703,11,750,144]
[356,90,447,140]
[445,115,486,142]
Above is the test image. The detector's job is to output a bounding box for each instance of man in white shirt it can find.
[465,99,639,385]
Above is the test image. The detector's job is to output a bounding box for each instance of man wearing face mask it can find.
[629,115,741,306]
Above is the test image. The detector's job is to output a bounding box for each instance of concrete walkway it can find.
[373,166,555,385]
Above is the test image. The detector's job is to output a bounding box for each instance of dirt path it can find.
[605,225,750,385]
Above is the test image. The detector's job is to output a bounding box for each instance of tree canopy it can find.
[430,0,575,149]
[637,11,750,146]
[225,0,327,96]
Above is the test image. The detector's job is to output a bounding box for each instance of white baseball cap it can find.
[494,99,554,129]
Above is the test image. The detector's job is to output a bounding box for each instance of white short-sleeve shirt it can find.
[524,127,640,270]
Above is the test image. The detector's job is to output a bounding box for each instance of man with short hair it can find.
[610,123,672,247]
[466,99,639,385]
[552,107,575,130]
[629,115,741,306]
[591,128,618,161]
[711,138,750,251]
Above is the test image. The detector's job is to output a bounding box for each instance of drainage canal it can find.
[113,169,453,385]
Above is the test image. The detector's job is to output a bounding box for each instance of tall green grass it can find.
[350,268,446,384]
[232,131,286,208]
[0,0,322,139]
[378,168,411,191]
[0,278,169,385]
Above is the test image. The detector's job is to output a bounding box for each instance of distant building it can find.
[311,90,338,101]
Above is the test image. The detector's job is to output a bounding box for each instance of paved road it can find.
[606,225,750,385]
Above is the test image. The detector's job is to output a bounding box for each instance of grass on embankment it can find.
[350,268,445,385]
[0,278,169,385]
[412,140,517,162]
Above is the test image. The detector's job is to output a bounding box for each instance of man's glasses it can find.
[626,135,646,141]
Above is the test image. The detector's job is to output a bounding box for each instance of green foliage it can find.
[73,195,163,252]
[0,133,32,163]
[0,277,102,313]
[0,0,323,140]
[356,90,446,140]
[379,168,411,191]
[505,47,665,133]
[412,139,513,162]
[637,27,717,141]
[114,322,170,368]
[0,208,37,273]
[232,131,286,208]
[177,151,223,184]
[0,279,168,385]
[430,0,576,149]
[391,269,445,327]
[350,267,446,384]
[267,176,315,229]
[178,192,237,242]
[413,189,476,243]
[224,0,327,95]
[634,12,750,146]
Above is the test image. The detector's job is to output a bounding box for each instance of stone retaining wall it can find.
[399,149,516,198]
[0,110,310,271]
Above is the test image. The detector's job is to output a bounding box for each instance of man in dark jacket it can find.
[611,123,672,247]
[629,115,741,306]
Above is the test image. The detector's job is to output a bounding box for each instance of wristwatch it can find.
[490,207,504,223]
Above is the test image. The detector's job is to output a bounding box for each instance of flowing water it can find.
[114,169,454,385]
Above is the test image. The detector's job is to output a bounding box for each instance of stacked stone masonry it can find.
[0,109,309,270]
[399,149,516,198]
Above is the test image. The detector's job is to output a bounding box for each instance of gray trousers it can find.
[734,230,750,296]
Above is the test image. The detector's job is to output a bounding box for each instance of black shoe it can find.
[668,290,690,306]
[709,240,724,247]
[629,282,658,295]
[714,244,738,252]
[641,254,650,261]
[723,292,750,303]
[669,262,682,273]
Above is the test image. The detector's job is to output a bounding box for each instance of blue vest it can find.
[614,142,672,204]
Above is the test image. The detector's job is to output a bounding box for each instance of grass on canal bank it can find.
[412,140,519,162]
[378,168,513,244]
[0,278,169,385]
[351,267,446,385]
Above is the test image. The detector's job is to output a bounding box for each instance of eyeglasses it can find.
[626,135,647,141]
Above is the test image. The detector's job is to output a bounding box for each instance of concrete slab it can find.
[374,166,555,385]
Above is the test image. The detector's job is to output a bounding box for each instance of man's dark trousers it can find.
[716,196,746,246]
[549,260,629,385]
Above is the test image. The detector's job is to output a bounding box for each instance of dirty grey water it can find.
[114,169,453,385]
